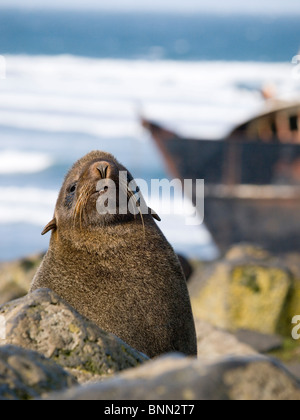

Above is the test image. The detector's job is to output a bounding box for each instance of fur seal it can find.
[30,151,197,358]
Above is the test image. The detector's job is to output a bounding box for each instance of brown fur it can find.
[30,151,197,358]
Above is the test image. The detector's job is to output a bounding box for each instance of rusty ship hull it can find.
[143,107,300,253]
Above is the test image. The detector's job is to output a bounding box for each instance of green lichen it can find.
[82,359,106,376]
[69,324,81,335]
[239,269,261,294]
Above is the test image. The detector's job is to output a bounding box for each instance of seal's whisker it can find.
[73,184,93,231]
[126,185,145,238]
[73,191,83,226]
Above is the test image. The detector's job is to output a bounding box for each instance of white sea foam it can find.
[0,187,57,225]
[2,55,299,139]
[0,150,53,174]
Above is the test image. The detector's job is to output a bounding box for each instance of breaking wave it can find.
[0,150,53,174]
[0,187,57,225]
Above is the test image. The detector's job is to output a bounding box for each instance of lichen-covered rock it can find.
[0,289,148,383]
[46,354,300,401]
[0,253,44,305]
[225,244,272,263]
[0,345,76,400]
[189,245,296,336]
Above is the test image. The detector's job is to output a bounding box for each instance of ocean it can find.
[0,9,300,261]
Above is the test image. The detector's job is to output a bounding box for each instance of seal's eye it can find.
[65,182,77,209]
[69,183,77,193]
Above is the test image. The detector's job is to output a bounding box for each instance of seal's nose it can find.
[96,161,110,179]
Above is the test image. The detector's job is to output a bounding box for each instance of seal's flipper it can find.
[41,218,57,235]
[149,208,161,222]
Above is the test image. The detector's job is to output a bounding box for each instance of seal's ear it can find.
[41,218,57,235]
[149,208,161,222]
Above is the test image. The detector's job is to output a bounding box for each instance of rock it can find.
[0,253,44,305]
[285,364,300,380]
[0,345,76,400]
[225,244,272,263]
[189,244,296,336]
[195,319,257,361]
[236,329,283,353]
[46,354,300,400]
[281,253,300,330]
[0,289,148,383]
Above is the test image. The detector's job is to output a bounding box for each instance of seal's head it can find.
[42,150,160,236]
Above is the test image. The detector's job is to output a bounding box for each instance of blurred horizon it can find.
[0,11,299,62]
[0,0,300,15]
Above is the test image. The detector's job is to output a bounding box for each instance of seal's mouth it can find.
[97,185,109,195]
[91,185,109,198]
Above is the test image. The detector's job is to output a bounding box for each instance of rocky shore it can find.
[0,244,300,400]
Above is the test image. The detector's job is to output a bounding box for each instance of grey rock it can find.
[0,289,148,383]
[285,364,300,381]
[195,319,257,361]
[236,329,283,353]
[47,354,300,401]
[0,345,76,400]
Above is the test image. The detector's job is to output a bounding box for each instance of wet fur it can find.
[31,151,197,358]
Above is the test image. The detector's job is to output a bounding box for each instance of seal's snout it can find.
[96,161,110,179]
[89,160,116,181]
